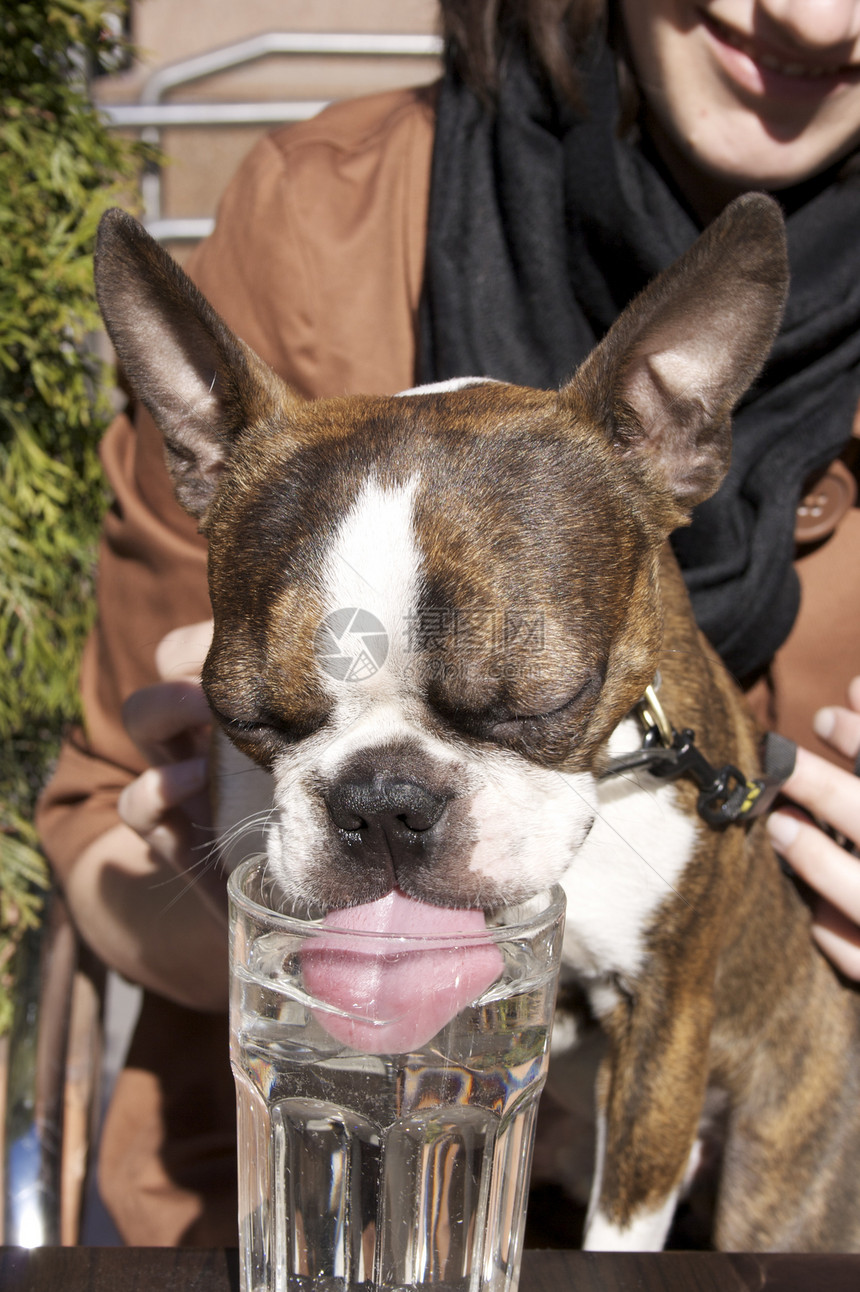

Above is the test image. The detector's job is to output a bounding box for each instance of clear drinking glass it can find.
[229,857,565,1292]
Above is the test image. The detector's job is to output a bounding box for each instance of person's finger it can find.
[118,758,208,837]
[812,704,860,767]
[155,619,214,681]
[122,680,212,766]
[810,896,860,982]
[767,811,860,924]
[777,747,860,846]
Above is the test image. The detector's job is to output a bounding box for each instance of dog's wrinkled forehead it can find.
[205,378,649,588]
[201,381,652,693]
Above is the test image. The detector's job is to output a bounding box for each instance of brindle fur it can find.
[94,195,860,1250]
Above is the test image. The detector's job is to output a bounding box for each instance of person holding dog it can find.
[38,0,860,1248]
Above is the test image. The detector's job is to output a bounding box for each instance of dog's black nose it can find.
[325,775,448,843]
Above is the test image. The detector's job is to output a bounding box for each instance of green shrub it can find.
[0,0,148,1028]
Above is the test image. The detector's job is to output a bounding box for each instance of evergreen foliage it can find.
[0,1,147,1028]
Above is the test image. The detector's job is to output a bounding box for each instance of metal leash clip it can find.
[602,683,792,830]
[645,726,768,829]
[637,683,674,748]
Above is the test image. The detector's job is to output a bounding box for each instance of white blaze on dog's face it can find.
[93,198,788,916]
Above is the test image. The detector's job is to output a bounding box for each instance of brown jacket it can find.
[37,85,859,1245]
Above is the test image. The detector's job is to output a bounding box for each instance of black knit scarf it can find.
[418,39,860,681]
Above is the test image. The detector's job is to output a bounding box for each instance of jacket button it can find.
[795,458,857,544]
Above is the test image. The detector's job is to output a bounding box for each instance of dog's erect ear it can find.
[95,208,297,518]
[566,193,789,515]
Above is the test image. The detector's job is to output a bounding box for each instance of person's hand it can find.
[68,619,228,1010]
[118,619,216,899]
[766,677,860,980]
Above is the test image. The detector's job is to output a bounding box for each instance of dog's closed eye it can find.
[210,703,326,765]
[494,676,601,729]
[430,673,602,763]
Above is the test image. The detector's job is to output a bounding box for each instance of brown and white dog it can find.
[95,194,860,1252]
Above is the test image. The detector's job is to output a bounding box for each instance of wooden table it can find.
[0,1248,858,1292]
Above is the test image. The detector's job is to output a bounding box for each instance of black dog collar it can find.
[601,684,797,831]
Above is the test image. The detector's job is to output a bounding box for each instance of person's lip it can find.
[701,9,860,96]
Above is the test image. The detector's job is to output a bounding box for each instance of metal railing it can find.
[3,895,77,1246]
[99,31,443,242]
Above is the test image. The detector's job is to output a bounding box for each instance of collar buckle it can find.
[603,682,793,830]
[636,683,674,748]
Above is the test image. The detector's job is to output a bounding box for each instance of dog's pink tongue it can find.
[301,891,503,1054]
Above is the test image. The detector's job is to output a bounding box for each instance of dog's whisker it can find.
[152,810,273,910]
[214,808,276,848]
[197,809,278,881]
[220,762,272,779]
[150,851,223,901]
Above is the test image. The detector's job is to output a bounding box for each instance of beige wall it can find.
[94,0,441,261]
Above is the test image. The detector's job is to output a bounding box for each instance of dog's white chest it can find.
[559,718,699,993]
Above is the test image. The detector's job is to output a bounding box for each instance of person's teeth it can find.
[718,19,841,78]
[760,52,808,75]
